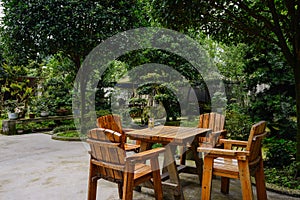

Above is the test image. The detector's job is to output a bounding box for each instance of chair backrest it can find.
[246,121,267,167]
[198,112,225,132]
[97,114,123,133]
[87,128,126,181]
[97,114,126,146]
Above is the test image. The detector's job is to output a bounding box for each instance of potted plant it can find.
[4,100,19,120]
[36,98,50,117]
[39,104,49,117]
[28,97,38,118]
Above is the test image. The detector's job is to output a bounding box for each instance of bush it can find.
[265,161,300,190]
[53,124,76,134]
[56,130,80,138]
[225,104,253,140]
[264,138,296,168]
[96,109,111,118]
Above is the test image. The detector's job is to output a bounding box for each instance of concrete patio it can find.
[0,133,298,200]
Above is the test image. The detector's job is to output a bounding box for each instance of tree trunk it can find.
[294,50,300,177]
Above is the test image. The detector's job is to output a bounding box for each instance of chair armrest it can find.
[198,147,250,159]
[126,147,165,162]
[199,130,227,147]
[123,128,135,133]
[219,139,248,148]
[213,129,227,137]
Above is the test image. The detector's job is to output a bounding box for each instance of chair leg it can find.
[220,177,230,194]
[118,183,123,199]
[238,160,253,200]
[150,157,163,200]
[87,163,98,200]
[201,156,214,200]
[191,145,203,185]
[123,163,135,200]
[254,158,267,200]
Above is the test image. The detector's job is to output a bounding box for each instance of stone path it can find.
[0,133,298,200]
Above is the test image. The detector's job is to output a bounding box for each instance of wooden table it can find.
[126,125,212,200]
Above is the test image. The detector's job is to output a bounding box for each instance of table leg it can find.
[134,141,153,192]
[179,146,187,165]
[190,140,203,185]
[140,141,152,151]
[163,145,185,200]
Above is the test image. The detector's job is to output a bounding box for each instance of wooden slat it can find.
[126,126,211,145]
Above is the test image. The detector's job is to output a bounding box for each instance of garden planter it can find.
[29,113,36,119]
[40,111,49,117]
[8,112,18,120]
[56,109,69,116]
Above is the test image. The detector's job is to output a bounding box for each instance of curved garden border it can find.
[51,132,85,142]
[252,177,300,197]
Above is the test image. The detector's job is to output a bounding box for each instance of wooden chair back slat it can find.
[246,121,266,165]
[199,113,209,129]
[97,114,140,152]
[97,114,123,133]
[214,113,225,131]
[198,112,225,132]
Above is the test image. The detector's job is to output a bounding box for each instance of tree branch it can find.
[267,0,295,67]
[237,0,275,33]
[207,1,279,45]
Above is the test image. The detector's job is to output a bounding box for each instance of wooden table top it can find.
[126,125,211,145]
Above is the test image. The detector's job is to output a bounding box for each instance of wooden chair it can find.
[97,114,140,152]
[180,112,227,165]
[198,121,267,200]
[87,128,165,200]
[197,112,227,147]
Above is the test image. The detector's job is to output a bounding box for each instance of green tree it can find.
[150,0,300,176]
[0,0,145,69]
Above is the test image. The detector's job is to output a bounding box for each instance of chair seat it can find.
[133,163,152,182]
[125,143,140,152]
[213,158,239,178]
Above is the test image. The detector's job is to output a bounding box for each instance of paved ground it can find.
[0,133,298,200]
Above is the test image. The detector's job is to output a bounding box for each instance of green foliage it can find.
[147,0,300,176]
[0,65,37,116]
[129,107,142,118]
[0,0,147,67]
[35,53,75,114]
[53,124,76,134]
[265,138,296,168]
[225,103,253,140]
[246,45,297,141]
[96,110,112,118]
[129,98,147,105]
[17,120,56,132]
[265,161,300,190]
[3,100,18,113]
[56,130,80,138]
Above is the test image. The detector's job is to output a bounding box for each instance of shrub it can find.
[53,124,76,134]
[264,138,296,168]
[225,104,253,140]
[265,161,300,190]
[96,109,111,118]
